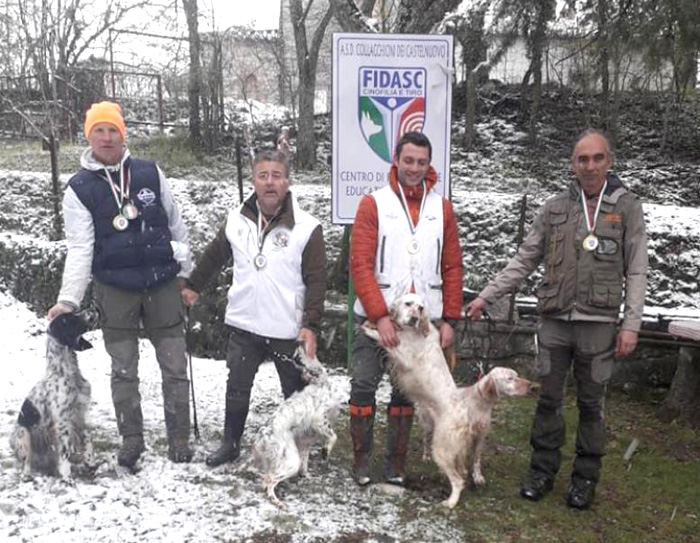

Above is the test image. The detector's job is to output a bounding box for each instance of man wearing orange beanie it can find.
[48,100,194,469]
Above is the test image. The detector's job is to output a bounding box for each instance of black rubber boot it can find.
[206,392,249,467]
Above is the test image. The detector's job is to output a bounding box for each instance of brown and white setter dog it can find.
[10,313,95,483]
[252,347,339,505]
[363,293,531,508]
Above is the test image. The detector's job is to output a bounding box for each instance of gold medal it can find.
[122,202,139,220]
[112,214,129,231]
[582,234,599,252]
[254,253,267,269]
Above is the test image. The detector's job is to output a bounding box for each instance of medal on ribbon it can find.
[254,253,267,269]
[122,201,139,220]
[580,181,607,252]
[254,202,271,271]
[397,181,427,256]
[582,234,599,252]
[112,214,129,231]
[103,163,135,231]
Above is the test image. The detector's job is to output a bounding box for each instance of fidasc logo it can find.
[358,66,427,163]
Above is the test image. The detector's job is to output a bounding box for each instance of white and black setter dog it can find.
[10,312,95,482]
[252,347,339,505]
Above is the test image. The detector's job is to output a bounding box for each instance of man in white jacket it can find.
[48,101,193,468]
[181,149,326,467]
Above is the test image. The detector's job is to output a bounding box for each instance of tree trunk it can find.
[465,71,477,149]
[525,0,553,146]
[296,63,317,170]
[183,0,202,147]
[330,0,375,32]
[528,47,542,145]
[395,0,462,34]
[658,346,700,428]
[329,225,352,293]
[597,0,610,131]
[289,0,333,171]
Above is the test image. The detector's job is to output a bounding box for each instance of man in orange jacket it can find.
[349,131,463,486]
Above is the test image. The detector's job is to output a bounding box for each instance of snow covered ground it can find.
[0,290,468,543]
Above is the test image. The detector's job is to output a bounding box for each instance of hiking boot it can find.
[168,437,193,463]
[520,470,554,501]
[117,434,145,468]
[567,477,596,509]
[205,441,240,467]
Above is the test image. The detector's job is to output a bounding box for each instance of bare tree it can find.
[394,0,462,34]
[490,0,556,145]
[2,0,148,137]
[182,0,203,146]
[289,0,334,170]
[330,0,377,32]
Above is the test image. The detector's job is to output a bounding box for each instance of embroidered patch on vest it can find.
[136,187,156,207]
[603,213,622,223]
[273,231,290,248]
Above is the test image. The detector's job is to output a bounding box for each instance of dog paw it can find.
[440,498,458,509]
[472,473,486,486]
[360,321,379,340]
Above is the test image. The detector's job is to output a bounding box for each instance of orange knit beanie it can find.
[84,101,126,140]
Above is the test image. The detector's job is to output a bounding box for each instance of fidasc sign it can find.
[332,33,453,225]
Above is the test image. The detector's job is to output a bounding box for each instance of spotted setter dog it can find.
[252,347,339,505]
[10,313,95,482]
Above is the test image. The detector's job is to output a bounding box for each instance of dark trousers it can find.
[223,327,305,443]
[349,320,412,408]
[530,318,616,483]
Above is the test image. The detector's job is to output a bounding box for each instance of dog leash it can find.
[185,307,200,441]
[465,317,489,381]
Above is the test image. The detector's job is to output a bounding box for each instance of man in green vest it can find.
[467,129,648,509]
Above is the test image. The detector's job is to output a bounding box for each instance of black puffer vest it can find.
[68,157,179,290]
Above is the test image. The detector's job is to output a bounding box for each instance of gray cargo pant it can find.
[530,318,616,483]
[95,278,190,440]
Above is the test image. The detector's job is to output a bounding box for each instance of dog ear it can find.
[49,313,89,349]
[480,375,499,401]
[419,314,431,337]
[389,299,400,323]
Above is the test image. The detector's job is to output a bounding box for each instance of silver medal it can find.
[254,253,267,269]
[582,234,599,252]
[112,214,129,231]
[408,238,420,254]
[122,202,139,220]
